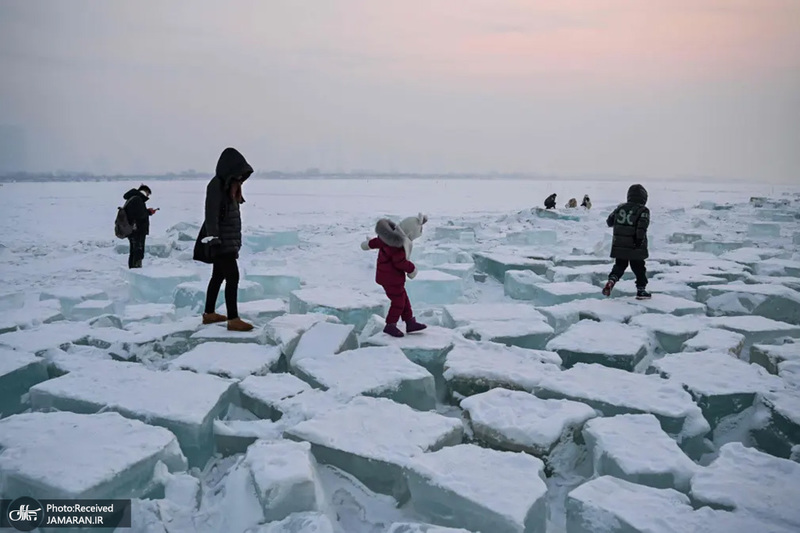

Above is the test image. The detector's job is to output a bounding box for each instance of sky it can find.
[0,0,799,182]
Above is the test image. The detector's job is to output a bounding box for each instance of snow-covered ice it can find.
[751,343,800,374]
[69,298,115,320]
[122,303,176,325]
[291,346,436,411]
[168,342,282,379]
[222,298,287,322]
[508,280,603,306]
[0,291,25,312]
[39,286,107,314]
[650,351,783,429]
[442,303,542,328]
[698,283,800,325]
[190,323,269,345]
[263,313,341,360]
[537,299,645,334]
[535,364,711,456]
[406,270,463,304]
[582,414,697,492]
[249,512,335,533]
[628,313,706,353]
[246,269,302,297]
[406,444,547,533]
[443,342,561,399]
[692,240,748,255]
[0,411,186,499]
[29,364,235,466]
[244,230,300,251]
[238,373,312,421]
[387,523,472,533]
[546,320,651,370]
[0,348,48,416]
[611,280,697,302]
[690,442,800,530]
[290,321,358,366]
[433,262,475,280]
[751,388,800,459]
[747,222,781,238]
[290,287,386,332]
[707,316,800,357]
[503,270,550,300]
[681,328,745,357]
[284,396,463,500]
[461,388,597,457]
[506,229,557,246]
[458,319,554,351]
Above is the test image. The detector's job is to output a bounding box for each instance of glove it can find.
[360,240,370,250]
[202,236,221,246]
[408,268,417,279]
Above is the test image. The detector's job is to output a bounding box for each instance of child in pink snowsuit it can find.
[361,214,428,337]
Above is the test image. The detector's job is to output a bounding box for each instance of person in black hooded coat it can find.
[194,147,254,331]
[123,184,155,268]
[602,184,651,299]
[544,193,557,209]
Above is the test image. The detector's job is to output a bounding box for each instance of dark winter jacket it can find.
[544,194,557,209]
[193,148,253,262]
[123,189,150,236]
[607,184,650,260]
[368,219,415,287]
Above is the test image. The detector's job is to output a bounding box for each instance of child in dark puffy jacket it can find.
[361,214,428,337]
[602,184,651,299]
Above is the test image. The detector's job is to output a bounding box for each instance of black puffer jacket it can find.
[194,148,253,259]
[607,184,650,260]
[123,189,150,236]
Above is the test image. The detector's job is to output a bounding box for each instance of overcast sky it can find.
[1,0,798,182]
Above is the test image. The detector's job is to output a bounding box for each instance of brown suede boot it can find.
[202,312,227,325]
[227,317,254,332]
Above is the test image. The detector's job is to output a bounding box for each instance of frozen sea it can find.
[1,177,800,533]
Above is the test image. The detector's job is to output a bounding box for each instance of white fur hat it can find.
[398,213,428,241]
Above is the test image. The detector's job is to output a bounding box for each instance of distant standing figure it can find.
[194,147,255,331]
[565,198,578,208]
[581,195,592,209]
[122,184,156,268]
[602,184,651,299]
[361,213,428,338]
[544,193,557,209]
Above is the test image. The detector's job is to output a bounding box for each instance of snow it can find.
[698,283,800,325]
[289,287,387,331]
[629,313,706,353]
[441,303,545,328]
[511,280,604,306]
[251,512,335,533]
[506,229,557,246]
[290,321,358,366]
[0,348,48,416]
[461,388,597,456]
[582,414,698,492]
[168,342,281,379]
[546,320,651,370]
[238,373,313,421]
[291,346,436,411]
[29,364,236,466]
[611,280,697,302]
[690,442,800,530]
[122,303,176,324]
[458,319,554,351]
[219,298,286,322]
[0,411,186,499]
[190,323,268,344]
[285,396,463,500]
[263,313,342,359]
[388,524,472,533]
[535,364,710,455]
[681,328,745,357]
[751,342,800,374]
[0,322,91,355]
[39,286,107,313]
[406,444,547,533]
[707,316,800,355]
[443,341,561,398]
[241,440,322,523]
[538,299,645,334]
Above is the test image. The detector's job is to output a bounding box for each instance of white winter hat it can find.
[398,213,428,241]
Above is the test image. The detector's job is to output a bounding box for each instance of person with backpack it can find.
[120,184,156,268]
[193,147,254,332]
[602,184,651,299]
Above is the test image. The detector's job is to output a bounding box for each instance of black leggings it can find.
[204,254,239,318]
[610,258,648,288]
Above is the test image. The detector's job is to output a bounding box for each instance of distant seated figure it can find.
[581,194,592,209]
[544,193,557,209]
[565,198,578,208]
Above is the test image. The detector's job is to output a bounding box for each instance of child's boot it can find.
[636,287,652,300]
[602,279,616,297]
[383,323,404,338]
[406,317,427,334]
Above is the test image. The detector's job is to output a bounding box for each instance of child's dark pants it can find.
[610,259,648,288]
[383,285,413,324]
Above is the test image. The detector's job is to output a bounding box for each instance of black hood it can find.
[627,184,648,205]
[216,147,253,186]
[123,188,148,202]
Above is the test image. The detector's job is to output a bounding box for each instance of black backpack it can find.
[114,198,136,239]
